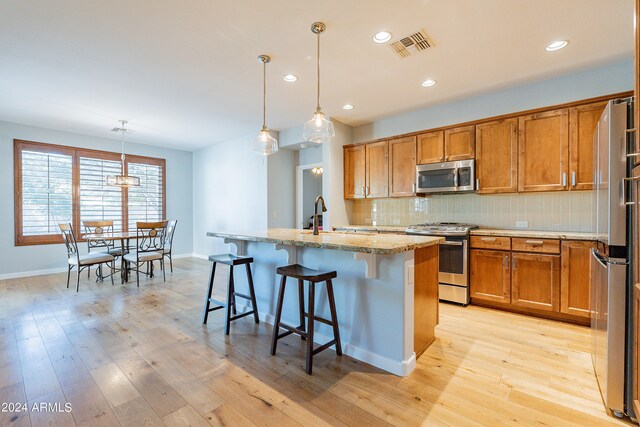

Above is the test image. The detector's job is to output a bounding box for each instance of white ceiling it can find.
[0,0,633,151]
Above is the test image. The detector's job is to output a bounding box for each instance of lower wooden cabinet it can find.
[470,237,591,324]
[511,252,560,312]
[470,249,511,303]
[560,240,596,318]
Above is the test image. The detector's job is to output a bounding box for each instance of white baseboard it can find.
[191,253,209,260]
[235,302,415,376]
[0,267,68,281]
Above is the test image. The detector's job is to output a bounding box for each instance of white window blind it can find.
[79,157,124,231]
[21,150,73,235]
[128,162,163,230]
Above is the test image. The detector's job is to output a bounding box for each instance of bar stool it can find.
[202,254,259,335]
[270,264,342,374]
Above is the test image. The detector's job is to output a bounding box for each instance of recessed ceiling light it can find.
[545,40,568,52]
[342,104,354,110]
[283,74,298,82]
[373,31,392,44]
[421,79,437,87]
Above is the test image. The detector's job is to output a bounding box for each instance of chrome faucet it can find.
[313,195,327,235]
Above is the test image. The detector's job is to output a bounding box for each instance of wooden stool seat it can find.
[271,264,342,374]
[275,264,337,281]
[203,254,259,334]
[208,254,254,266]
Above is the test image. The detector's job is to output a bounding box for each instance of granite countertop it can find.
[207,228,443,255]
[331,224,596,241]
[470,228,596,241]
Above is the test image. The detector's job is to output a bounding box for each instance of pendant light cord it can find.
[120,121,126,171]
[263,59,267,130]
[316,30,321,112]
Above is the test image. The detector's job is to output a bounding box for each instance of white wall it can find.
[0,120,193,276]
[321,119,352,228]
[192,133,269,257]
[267,144,296,228]
[298,146,322,165]
[301,170,323,228]
[353,59,633,143]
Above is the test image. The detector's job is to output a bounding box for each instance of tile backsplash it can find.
[350,191,594,232]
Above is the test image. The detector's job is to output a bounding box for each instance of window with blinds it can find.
[20,150,73,236]
[79,157,124,231]
[128,162,163,230]
[14,140,166,245]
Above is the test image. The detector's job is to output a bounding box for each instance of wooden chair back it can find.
[82,220,116,251]
[59,223,80,262]
[134,221,168,254]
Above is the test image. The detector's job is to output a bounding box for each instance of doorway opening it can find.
[296,163,323,229]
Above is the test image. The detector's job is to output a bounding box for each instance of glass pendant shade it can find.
[303,110,335,144]
[252,127,279,155]
[106,174,140,187]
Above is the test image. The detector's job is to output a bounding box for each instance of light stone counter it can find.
[207,228,442,255]
[332,225,408,234]
[471,228,596,241]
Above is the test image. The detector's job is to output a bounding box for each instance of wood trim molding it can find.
[13,139,167,246]
[345,91,633,148]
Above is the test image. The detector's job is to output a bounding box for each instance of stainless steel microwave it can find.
[416,159,475,194]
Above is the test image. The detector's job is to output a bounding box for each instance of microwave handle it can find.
[453,168,459,187]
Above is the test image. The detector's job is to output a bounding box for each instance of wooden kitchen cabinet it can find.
[417,130,444,164]
[518,109,569,192]
[569,102,606,191]
[388,136,417,197]
[470,249,511,304]
[365,141,389,198]
[560,240,596,318]
[511,252,560,312]
[475,118,518,194]
[344,145,366,199]
[444,125,475,161]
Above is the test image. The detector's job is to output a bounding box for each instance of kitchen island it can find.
[206,228,442,376]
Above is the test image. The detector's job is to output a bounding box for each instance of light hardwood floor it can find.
[0,257,632,427]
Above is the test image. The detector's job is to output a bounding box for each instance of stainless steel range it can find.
[405,222,478,305]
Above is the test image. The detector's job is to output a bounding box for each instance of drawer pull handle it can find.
[525,240,544,245]
[480,237,496,242]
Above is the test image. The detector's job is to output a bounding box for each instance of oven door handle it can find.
[440,241,463,246]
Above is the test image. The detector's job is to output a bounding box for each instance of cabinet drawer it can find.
[470,236,511,250]
[511,238,560,254]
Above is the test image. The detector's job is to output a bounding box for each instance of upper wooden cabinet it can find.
[511,252,560,312]
[344,145,366,199]
[560,240,596,318]
[417,131,444,164]
[389,136,417,197]
[569,102,606,191]
[518,109,569,192]
[365,141,389,198]
[444,125,475,161]
[475,118,518,194]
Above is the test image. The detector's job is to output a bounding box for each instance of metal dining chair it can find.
[123,221,168,286]
[59,223,116,292]
[162,220,178,273]
[82,220,123,280]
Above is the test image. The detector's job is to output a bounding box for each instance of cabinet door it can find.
[511,252,560,311]
[444,125,475,161]
[343,145,366,199]
[365,141,389,198]
[475,119,518,194]
[569,102,606,191]
[417,131,444,164]
[560,240,596,318]
[518,109,569,192]
[470,249,511,303]
[389,136,417,197]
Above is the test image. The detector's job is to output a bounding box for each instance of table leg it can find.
[120,238,127,284]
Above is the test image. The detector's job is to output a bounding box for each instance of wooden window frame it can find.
[14,139,167,246]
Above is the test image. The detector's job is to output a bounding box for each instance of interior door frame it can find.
[296,162,323,229]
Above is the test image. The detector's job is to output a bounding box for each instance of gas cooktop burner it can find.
[405,222,478,236]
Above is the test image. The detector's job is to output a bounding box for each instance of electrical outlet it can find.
[515,221,529,229]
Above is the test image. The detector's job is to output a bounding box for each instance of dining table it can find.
[82,231,140,284]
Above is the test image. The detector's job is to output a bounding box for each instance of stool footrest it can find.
[277,323,308,338]
[229,310,256,322]
[312,339,337,356]
[303,312,333,326]
[233,292,252,301]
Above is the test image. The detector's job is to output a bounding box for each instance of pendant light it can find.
[252,55,279,156]
[302,22,335,145]
[106,120,140,187]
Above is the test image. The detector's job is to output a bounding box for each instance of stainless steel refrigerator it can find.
[591,98,633,418]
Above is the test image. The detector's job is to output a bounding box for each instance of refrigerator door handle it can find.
[592,248,608,269]
[623,176,640,206]
[591,248,628,267]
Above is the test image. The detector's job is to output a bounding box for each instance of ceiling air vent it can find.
[390,30,433,58]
